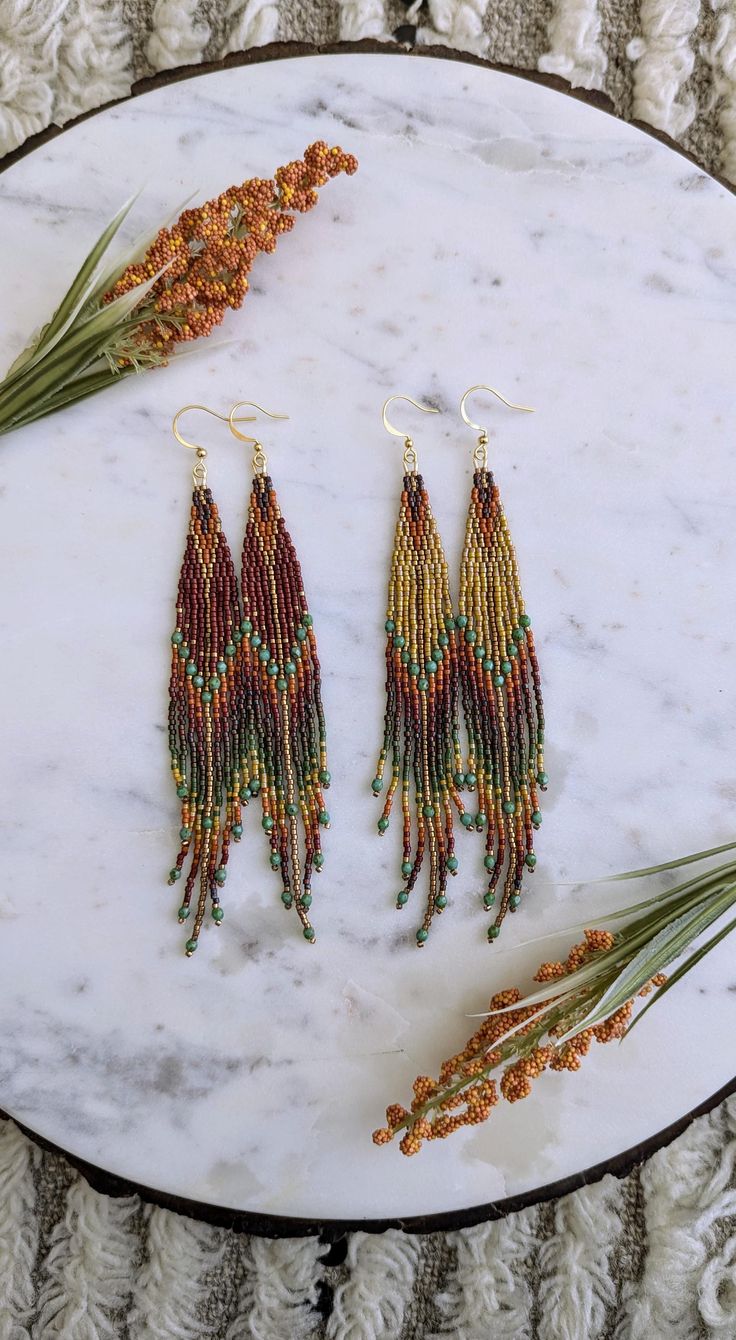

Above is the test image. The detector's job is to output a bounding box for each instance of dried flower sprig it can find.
[0,141,357,437]
[374,838,736,1155]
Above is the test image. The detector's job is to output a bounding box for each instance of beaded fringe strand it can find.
[239,472,329,942]
[373,471,474,946]
[168,487,244,955]
[457,466,546,939]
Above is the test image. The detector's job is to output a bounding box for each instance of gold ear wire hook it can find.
[381,394,440,473]
[459,384,535,469]
[172,403,258,486]
[228,401,289,475]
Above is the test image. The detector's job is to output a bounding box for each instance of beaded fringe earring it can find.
[229,401,329,944]
[372,396,473,946]
[456,385,546,941]
[167,406,246,956]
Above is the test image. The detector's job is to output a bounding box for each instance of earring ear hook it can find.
[381,394,440,473]
[459,384,535,435]
[228,401,289,475]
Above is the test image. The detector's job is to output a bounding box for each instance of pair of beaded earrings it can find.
[165,387,545,958]
[168,402,329,956]
[372,386,546,947]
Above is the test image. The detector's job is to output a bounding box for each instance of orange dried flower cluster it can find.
[103,141,358,358]
[373,929,667,1156]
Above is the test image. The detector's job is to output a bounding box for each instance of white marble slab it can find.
[0,54,735,1225]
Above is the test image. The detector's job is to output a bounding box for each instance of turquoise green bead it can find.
[444,614,455,630]
[377,817,389,833]
[433,648,443,662]
[509,893,521,909]
[385,618,395,633]
[303,926,316,941]
[314,852,325,868]
[277,678,288,691]
[296,626,307,641]
[185,938,198,953]
[169,867,181,882]
[372,778,383,794]
[401,861,412,877]
[214,867,226,884]
[193,674,204,688]
[319,810,330,825]
[396,891,409,907]
[209,675,221,690]
[537,771,549,786]
[212,906,225,922]
[493,674,505,687]
[171,631,183,645]
[177,904,189,919]
[185,661,196,676]
[285,661,296,675]
[179,827,191,841]
[465,771,477,787]
[233,630,243,643]
[525,853,537,869]
[300,894,312,910]
[416,928,428,944]
[250,633,262,648]
[507,644,518,659]
[393,633,405,649]
[447,856,459,872]
[488,924,500,940]
[240,786,251,802]
[423,803,435,818]
[292,645,302,659]
[271,852,282,868]
[435,895,447,910]
[232,823,243,838]
[475,812,486,828]
[286,802,299,817]
[401,650,410,664]
[439,632,449,646]
[216,660,227,674]
[178,645,189,659]
[520,614,531,627]
[202,817,213,830]
[502,800,516,816]
[225,643,236,657]
[409,663,420,677]
[484,892,496,908]
[418,677,429,691]
[201,691,212,703]
[456,614,468,628]
[241,619,252,634]
[474,646,485,659]
[250,779,261,795]
[512,627,525,643]
[319,770,331,786]
[281,891,292,907]
[482,658,494,672]
[425,659,437,674]
[267,663,279,676]
[258,647,270,662]
[262,816,274,831]
[302,613,313,627]
[176,784,187,798]
[532,810,542,827]
[484,854,496,870]
[465,628,477,644]
[461,813,473,828]
[454,771,465,787]
[501,661,512,676]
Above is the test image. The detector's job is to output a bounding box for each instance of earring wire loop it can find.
[172,403,259,486]
[459,384,535,470]
[381,394,440,473]
[228,401,289,475]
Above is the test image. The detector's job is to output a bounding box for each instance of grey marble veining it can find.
[0,55,734,1221]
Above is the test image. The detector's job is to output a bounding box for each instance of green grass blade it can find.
[3,193,141,381]
[624,910,736,1038]
[608,840,736,881]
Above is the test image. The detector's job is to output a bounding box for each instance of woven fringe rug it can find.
[1,1101,736,1337]
[2,3,736,1336]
